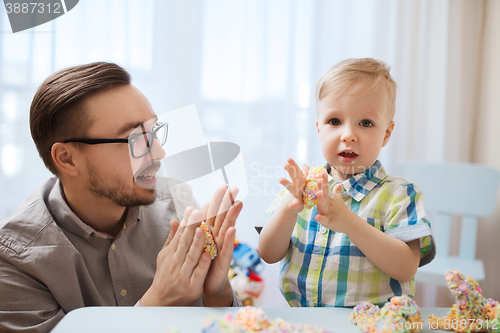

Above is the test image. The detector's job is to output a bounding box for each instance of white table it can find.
[50,307,450,332]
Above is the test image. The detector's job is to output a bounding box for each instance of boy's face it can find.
[316,84,394,181]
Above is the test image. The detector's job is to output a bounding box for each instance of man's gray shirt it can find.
[0,177,241,333]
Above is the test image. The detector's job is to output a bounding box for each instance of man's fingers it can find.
[180,206,195,228]
[189,252,211,293]
[181,227,207,279]
[174,210,203,263]
[214,226,236,268]
[213,186,239,237]
[206,184,227,228]
[163,219,180,249]
[172,206,194,246]
[215,200,242,249]
[201,202,209,221]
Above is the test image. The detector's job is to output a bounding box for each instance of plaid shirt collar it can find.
[330,160,388,202]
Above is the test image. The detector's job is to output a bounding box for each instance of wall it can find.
[473,0,500,301]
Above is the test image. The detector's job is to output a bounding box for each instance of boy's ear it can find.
[382,121,395,147]
[51,143,81,177]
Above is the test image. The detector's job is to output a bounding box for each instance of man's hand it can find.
[279,158,309,213]
[315,170,353,234]
[140,208,211,306]
[201,185,243,305]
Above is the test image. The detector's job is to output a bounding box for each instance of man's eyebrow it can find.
[116,121,146,136]
[115,116,158,136]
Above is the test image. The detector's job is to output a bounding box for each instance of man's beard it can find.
[86,163,156,207]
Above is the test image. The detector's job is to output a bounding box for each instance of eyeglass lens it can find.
[130,123,168,158]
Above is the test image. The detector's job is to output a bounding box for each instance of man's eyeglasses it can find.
[60,122,168,158]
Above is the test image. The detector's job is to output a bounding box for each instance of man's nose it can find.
[340,125,358,142]
[151,137,166,160]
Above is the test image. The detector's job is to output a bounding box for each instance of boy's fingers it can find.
[319,172,331,196]
[333,183,343,196]
[287,159,303,180]
[316,190,328,214]
[284,165,298,181]
[289,200,302,210]
[281,179,299,195]
[315,214,326,224]
[301,164,310,178]
[287,158,300,170]
[279,177,292,189]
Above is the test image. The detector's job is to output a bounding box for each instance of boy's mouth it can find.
[339,151,358,163]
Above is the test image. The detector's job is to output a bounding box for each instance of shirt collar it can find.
[47,178,140,241]
[330,160,388,202]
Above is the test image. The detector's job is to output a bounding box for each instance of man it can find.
[0,62,243,333]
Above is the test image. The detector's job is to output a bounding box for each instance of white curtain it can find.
[0,0,486,306]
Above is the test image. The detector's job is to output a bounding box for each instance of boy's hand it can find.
[315,171,353,234]
[279,158,309,213]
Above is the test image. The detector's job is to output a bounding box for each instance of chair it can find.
[398,161,500,286]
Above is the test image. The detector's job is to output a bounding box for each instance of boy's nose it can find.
[340,126,358,142]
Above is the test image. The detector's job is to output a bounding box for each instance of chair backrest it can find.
[398,162,500,260]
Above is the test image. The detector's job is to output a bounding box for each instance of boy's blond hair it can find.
[315,58,396,119]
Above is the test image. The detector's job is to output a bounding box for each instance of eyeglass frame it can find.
[58,122,168,158]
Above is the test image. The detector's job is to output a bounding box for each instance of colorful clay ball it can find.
[200,306,334,333]
[303,166,326,209]
[201,221,217,260]
[429,270,500,332]
[350,295,423,333]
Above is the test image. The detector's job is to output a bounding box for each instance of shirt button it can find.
[84,234,90,239]
[311,263,318,270]
[120,289,127,297]
[111,243,116,250]
[320,227,327,234]
[123,225,127,230]
[308,301,314,307]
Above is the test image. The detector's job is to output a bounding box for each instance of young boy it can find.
[258,58,435,307]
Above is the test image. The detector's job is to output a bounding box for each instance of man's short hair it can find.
[315,58,397,119]
[30,62,131,175]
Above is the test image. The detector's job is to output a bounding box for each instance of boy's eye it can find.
[360,120,373,127]
[329,118,341,126]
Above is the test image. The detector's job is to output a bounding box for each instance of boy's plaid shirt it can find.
[261,160,435,307]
